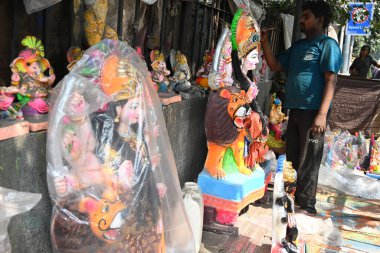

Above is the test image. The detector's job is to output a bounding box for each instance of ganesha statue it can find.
[169,50,205,99]
[150,49,170,93]
[10,36,55,118]
[269,94,287,140]
[267,94,287,151]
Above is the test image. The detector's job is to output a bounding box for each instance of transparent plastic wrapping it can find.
[182,182,203,253]
[0,187,42,253]
[319,128,380,199]
[47,39,195,252]
[318,165,380,199]
[141,0,158,4]
[322,128,367,169]
[294,215,342,252]
[23,0,62,14]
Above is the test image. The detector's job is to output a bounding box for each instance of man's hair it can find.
[302,0,332,29]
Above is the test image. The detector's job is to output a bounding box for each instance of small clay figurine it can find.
[267,94,287,152]
[269,94,288,140]
[136,47,146,62]
[150,50,171,92]
[169,50,205,99]
[10,36,55,130]
[67,46,84,71]
[0,86,22,120]
[272,160,306,253]
[0,85,30,141]
[195,50,213,89]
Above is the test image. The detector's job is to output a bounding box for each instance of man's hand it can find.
[312,113,327,134]
[260,30,283,72]
[260,30,269,45]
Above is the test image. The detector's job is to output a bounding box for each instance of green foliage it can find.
[263,0,296,15]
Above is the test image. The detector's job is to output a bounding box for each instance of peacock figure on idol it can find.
[198,7,268,230]
[47,39,195,252]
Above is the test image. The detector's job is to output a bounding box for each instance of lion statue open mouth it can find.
[79,190,128,243]
[204,86,252,178]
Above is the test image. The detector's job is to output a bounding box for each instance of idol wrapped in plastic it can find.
[47,39,195,252]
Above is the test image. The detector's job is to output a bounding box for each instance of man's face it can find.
[300,9,323,34]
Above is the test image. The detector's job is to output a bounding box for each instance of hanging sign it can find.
[346,2,374,35]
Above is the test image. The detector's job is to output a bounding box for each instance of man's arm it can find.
[260,31,284,72]
[312,71,336,134]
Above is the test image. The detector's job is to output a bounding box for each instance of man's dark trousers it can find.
[285,109,325,208]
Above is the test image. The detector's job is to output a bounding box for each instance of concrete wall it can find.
[0,132,52,253]
[0,97,208,252]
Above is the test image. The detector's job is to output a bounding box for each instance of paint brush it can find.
[261,27,279,32]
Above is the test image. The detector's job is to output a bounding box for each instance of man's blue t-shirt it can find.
[278,34,343,109]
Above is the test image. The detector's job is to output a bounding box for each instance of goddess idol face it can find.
[119,97,144,125]
[242,48,259,72]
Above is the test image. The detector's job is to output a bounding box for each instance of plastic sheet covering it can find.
[141,0,158,4]
[23,0,62,14]
[294,214,342,252]
[318,165,380,200]
[182,182,203,253]
[264,150,277,172]
[319,128,380,199]
[0,187,42,253]
[47,39,195,252]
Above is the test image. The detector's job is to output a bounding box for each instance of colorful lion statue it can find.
[204,86,267,178]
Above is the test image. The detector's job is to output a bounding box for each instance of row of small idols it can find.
[0,36,214,122]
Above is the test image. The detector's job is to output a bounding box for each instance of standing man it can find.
[261,0,342,215]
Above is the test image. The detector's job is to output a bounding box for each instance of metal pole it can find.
[339,25,345,52]
[191,2,200,73]
[132,0,140,47]
[341,34,352,74]
[117,0,124,40]
[292,0,304,44]
[159,0,168,51]
[348,35,355,66]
